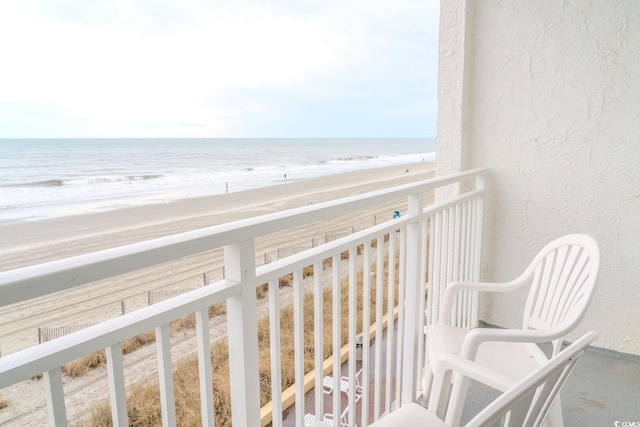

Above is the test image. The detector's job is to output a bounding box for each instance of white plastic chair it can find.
[369,331,597,427]
[423,234,600,426]
[304,413,317,425]
[323,406,350,427]
[323,368,363,402]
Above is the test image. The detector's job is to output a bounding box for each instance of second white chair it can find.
[423,234,600,426]
[372,331,597,427]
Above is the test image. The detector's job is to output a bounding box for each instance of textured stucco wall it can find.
[437,0,640,354]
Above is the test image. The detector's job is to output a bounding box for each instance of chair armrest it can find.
[429,353,512,417]
[460,327,561,360]
[437,353,512,392]
[439,276,533,325]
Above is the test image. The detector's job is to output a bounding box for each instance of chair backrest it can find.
[521,234,599,354]
[467,331,597,427]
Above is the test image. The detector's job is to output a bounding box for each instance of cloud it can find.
[0,1,439,137]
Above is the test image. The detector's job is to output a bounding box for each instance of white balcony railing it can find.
[0,169,486,426]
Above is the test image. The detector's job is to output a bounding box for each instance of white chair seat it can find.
[427,323,549,391]
[367,403,445,427]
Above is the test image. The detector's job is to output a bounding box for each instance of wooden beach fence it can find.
[147,286,201,305]
[38,322,98,344]
[276,243,314,260]
[26,217,373,352]
[36,271,217,345]
[264,221,379,264]
[324,227,355,243]
[274,225,360,260]
[146,270,230,305]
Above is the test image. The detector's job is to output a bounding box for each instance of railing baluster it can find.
[268,279,283,427]
[293,269,305,425]
[453,205,462,327]
[195,308,214,427]
[459,203,469,328]
[331,254,341,423]
[426,213,436,328]
[468,200,473,275]
[461,200,470,282]
[466,200,474,328]
[448,207,458,325]
[313,261,324,418]
[348,247,357,426]
[106,343,128,427]
[156,323,176,427]
[441,208,451,325]
[44,367,67,426]
[362,241,372,426]
[432,212,442,324]
[374,234,384,419]
[385,231,396,413]
[395,227,407,405]
[472,175,486,327]
[415,218,428,398]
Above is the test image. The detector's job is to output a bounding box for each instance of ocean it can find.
[0,138,435,220]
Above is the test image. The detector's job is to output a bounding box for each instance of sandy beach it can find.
[0,162,434,425]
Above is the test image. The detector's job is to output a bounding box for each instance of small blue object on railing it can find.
[393,210,401,218]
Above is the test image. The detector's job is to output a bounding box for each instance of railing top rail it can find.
[0,278,240,387]
[0,168,487,307]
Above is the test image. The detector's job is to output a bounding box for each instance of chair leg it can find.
[443,373,470,427]
[542,398,564,427]
[421,362,434,402]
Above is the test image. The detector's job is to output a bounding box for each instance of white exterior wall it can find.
[437,0,640,354]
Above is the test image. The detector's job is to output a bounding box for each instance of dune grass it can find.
[61,266,308,378]
[0,394,8,410]
[77,246,398,427]
[61,306,222,378]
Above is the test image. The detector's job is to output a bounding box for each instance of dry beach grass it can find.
[80,250,397,427]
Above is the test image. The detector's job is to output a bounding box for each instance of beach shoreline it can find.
[0,162,435,257]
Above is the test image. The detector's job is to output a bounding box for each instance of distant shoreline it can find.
[0,137,435,215]
[0,157,435,223]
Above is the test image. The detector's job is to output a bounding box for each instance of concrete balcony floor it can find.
[460,343,640,426]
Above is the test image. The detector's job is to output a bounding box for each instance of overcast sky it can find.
[0,1,439,138]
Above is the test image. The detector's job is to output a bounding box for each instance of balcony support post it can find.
[401,193,424,403]
[225,240,261,427]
